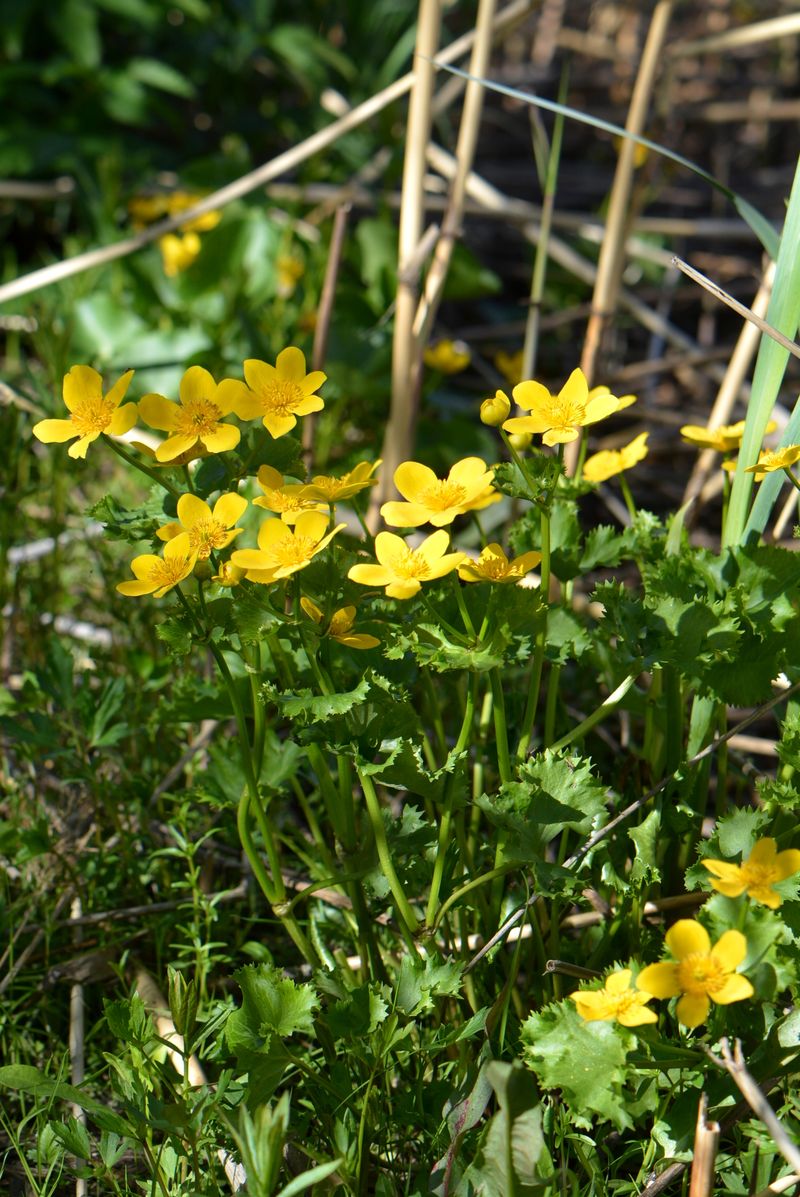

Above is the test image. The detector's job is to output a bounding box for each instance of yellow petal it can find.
[213,492,248,527]
[775,848,800,880]
[511,379,551,412]
[542,426,580,446]
[636,962,681,998]
[262,412,297,438]
[257,519,292,550]
[215,377,250,415]
[293,510,331,541]
[394,461,438,501]
[116,579,158,596]
[32,418,77,444]
[156,433,198,461]
[385,579,422,599]
[416,529,452,565]
[106,403,139,436]
[618,1004,658,1027]
[605,970,633,995]
[374,531,411,568]
[300,597,324,623]
[139,393,180,432]
[710,929,747,972]
[711,974,754,1005]
[676,992,710,1028]
[63,365,102,411]
[105,369,135,409]
[665,919,710,961]
[202,424,240,454]
[748,838,777,866]
[276,346,307,381]
[380,501,434,528]
[177,493,213,528]
[68,433,99,458]
[231,549,272,571]
[179,365,215,406]
[348,563,393,587]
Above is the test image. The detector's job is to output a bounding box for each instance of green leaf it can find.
[50,1116,92,1160]
[230,964,318,1045]
[156,616,194,657]
[521,1002,635,1129]
[54,0,101,68]
[629,810,661,888]
[394,954,463,1017]
[0,1066,131,1136]
[127,57,196,97]
[89,490,169,544]
[327,984,389,1041]
[267,676,371,724]
[464,1062,553,1196]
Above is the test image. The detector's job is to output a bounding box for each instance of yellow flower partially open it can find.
[348,531,466,600]
[637,920,753,1028]
[458,543,541,584]
[33,365,137,460]
[231,511,344,584]
[300,460,381,504]
[702,837,800,909]
[300,598,380,649]
[235,347,326,439]
[583,432,649,484]
[745,445,800,478]
[253,465,328,524]
[380,457,499,528]
[570,969,657,1027]
[116,533,198,598]
[504,368,619,446]
[139,366,246,462]
[423,339,471,374]
[680,420,776,454]
[157,492,248,559]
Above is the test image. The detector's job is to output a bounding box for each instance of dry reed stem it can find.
[750,1175,800,1197]
[303,202,352,457]
[667,12,800,58]
[380,0,442,514]
[0,0,533,308]
[571,0,674,474]
[688,1093,719,1197]
[682,260,775,509]
[412,0,497,353]
[69,895,87,1197]
[771,485,798,542]
[711,1038,800,1176]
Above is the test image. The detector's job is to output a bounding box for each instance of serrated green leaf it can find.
[269,676,371,724]
[51,1116,92,1160]
[156,617,194,657]
[327,984,389,1040]
[521,1001,635,1129]
[629,810,661,887]
[395,954,463,1017]
[580,525,624,572]
[231,964,318,1044]
[90,490,169,544]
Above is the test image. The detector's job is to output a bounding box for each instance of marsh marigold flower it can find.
[235,347,325,439]
[300,460,381,504]
[253,465,328,524]
[117,533,198,598]
[348,530,465,600]
[33,365,137,460]
[300,598,380,649]
[423,339,471,374]
[129,191,221,277]
[231,511,344,584]
[157,493,248,559]
[679,420,775,454]
[495,349,524,388]
[637,919,753,1029]
[702,837,800,909]
[380,457,499,528]
[458,543,541,584]
[503,368,619,446]
[570,969,657,1027]
[583,432,649,484]
[138,366,246,462]
[480,391,511,427]
[745,445,800,478]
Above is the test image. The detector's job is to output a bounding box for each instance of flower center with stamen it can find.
[420,480,467,511]
[188,519,228,558]
[257,378,304,416]
[148,555,192,586]
[676,954,727,997]
[175,397,223,437]
[477,556,507,580]
[393,547,432,580]
[741,862,775,892]
[73,397,116,435]
[269,536,318,568]
[549,396,585,427]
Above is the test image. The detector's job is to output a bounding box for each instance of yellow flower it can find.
[156,492,248,559]
[231,511,345,584]
[253,465,328,524]
[702,837,800,909]
[503,368,619,446]
[235,347,326,439]
[158,231,202,277]
[33,365,137,460]
[423,339,471,374]
[116,533,198,598]
[495,349,524,388]
[276,254,304,298]
[380,457,500,528]
[570,969,657,1027]
[680,421,748,453]
[636,919,753,1029]
[507,430,533,452]
[589,384,637,412]
[583,432,649,484]
[745,445,800,477]
[212,560,246,588]
[130,192,221,276]
[300,460,382,504]
[480,391,512,427]
[348,530,466,600]
[458,543,541,584]
[138,366,247,462]
[300,598,380,649]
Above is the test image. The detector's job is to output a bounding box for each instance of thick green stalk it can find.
[549,673,637,753]
[357,766,420,942]
[426,675,477,928]
[516,507,550,760]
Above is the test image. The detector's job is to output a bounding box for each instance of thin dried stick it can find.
[682,260,776,508]
[710,1039,800,1176]
[750,1175,800,1197]
[303,202,352,457]
[379,0,442,514]
[668,13,800,58]
[69,896,87,1197]
[0,0,532,308]
[570,0,674,472]
[673,257,800,361]
[688,1093,719,1197]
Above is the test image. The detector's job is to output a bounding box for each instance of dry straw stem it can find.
[381,0,441,514]
[710,1038,800,1176]
[69,895,88,1197]
[570,0,674,475]
[688,1093,719,1197]
[682,260,775,510]
[303,201,352,456]
[0,0,533,308]
[666,12,800,59]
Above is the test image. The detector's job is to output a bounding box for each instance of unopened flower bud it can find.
[507,430,533,452]
[212,561,245,588]
[193,559,213,581]
[480,390,511,427]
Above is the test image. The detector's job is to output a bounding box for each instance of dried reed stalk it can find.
[688,1093,719,1197]
[570,0,674,474]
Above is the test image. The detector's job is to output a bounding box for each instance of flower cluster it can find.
[129,190,222,277]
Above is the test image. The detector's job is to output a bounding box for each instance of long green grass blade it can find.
[724,154,800,545]
[434,61,779,256]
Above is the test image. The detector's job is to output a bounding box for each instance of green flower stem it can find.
[425,673,478,929]
[543,661,561,747]
[499,429,542,503]
[419,591,464,641]
[433,861,517,931]
[548,672,637,753]
[356,766,420,943]
[618,471,638,521]
[516,506,551,761]
[783,465,800,495]
[489,668,512,785]
[181,465,196,495]
[451,574,476,638]
[106,437,181,499]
